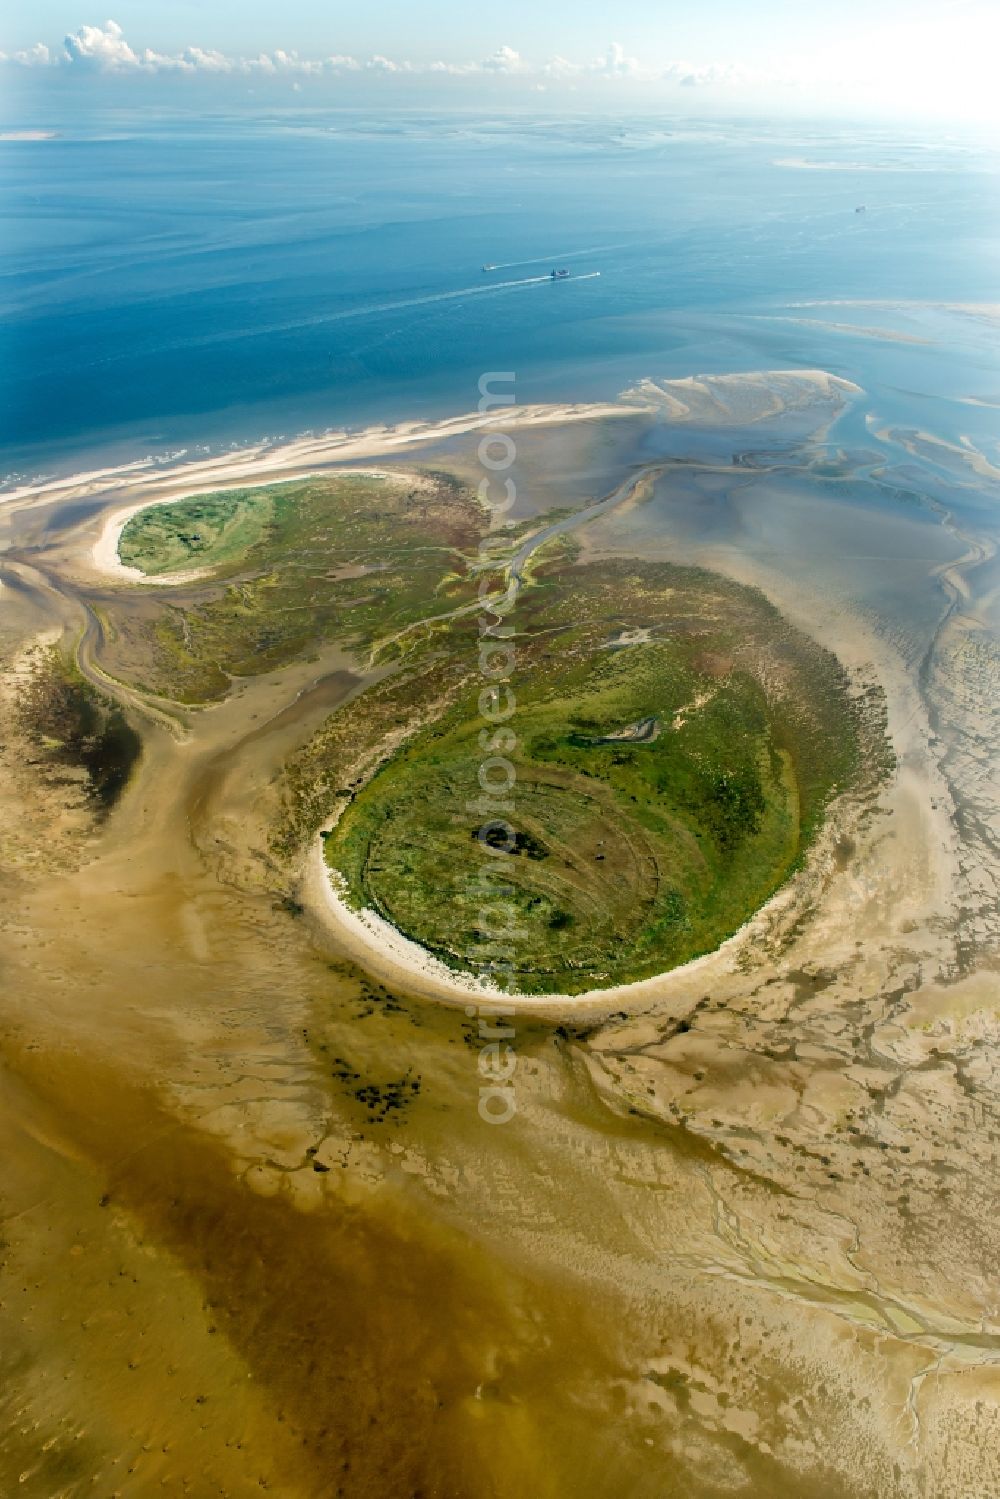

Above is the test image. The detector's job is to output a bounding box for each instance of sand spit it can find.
[622,368,862,426]
[5,399,639,517]
[869,422,1000,487]
[8,377,863,587]
[22,405,634,584]
[787,298,1000,327]
[747,314,931,346]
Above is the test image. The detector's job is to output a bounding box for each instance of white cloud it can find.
[427,46,525,77]
[481,45,523,74]
[13,42,53,67]
[662,59,753,88]
[1,23,770,91]
[591,42,639,78]
[177,47,230,74]
[48,21,366,77]
[12,18,994,121]
[541,55,580,79]
[177,46,232,74]
[63,18,138,70]
[5,22,767,87]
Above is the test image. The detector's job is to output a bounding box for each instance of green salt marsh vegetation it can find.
[112,469,883,991]
[113,471,489,701]
[316,554,880,993]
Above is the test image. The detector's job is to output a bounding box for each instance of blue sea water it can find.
[1,110,999,475]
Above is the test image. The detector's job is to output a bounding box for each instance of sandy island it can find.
[8,367,942,1015]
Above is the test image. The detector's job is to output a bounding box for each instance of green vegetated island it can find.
[117,470,887,994]
[116,471,484,702]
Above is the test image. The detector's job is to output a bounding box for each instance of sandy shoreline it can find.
[58,372,864,585]
[6,399,641,511]
[7,367,863,554]
[305,828,841,1012]
[70,405,641,584]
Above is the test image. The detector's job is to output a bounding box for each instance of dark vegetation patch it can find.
[14,647,140,813]
[328,1056,422,1126]
[473,826,550,859]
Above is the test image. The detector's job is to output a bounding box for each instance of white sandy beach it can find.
[70,403,642,583]
[2,371,869,589]
[305,823,852,1011]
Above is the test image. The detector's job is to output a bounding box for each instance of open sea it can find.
[1,109,999,476]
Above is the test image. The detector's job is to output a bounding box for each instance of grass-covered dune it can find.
[319,555,879,995]
[118,487,278,577]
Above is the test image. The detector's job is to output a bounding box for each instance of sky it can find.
[2,0,999,124]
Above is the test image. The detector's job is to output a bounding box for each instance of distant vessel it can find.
[482,263,497,271]
[551,268,570,279]
[855,205,867,214]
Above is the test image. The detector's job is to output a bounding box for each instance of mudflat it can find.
[2,376,999,1498]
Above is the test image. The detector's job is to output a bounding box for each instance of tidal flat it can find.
[1,361,999,1497]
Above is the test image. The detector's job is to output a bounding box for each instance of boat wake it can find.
[82,273,604,365]
[482,244,627,271]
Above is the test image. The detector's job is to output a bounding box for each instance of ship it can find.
[482,263,497,271]
[550,268,570,279]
